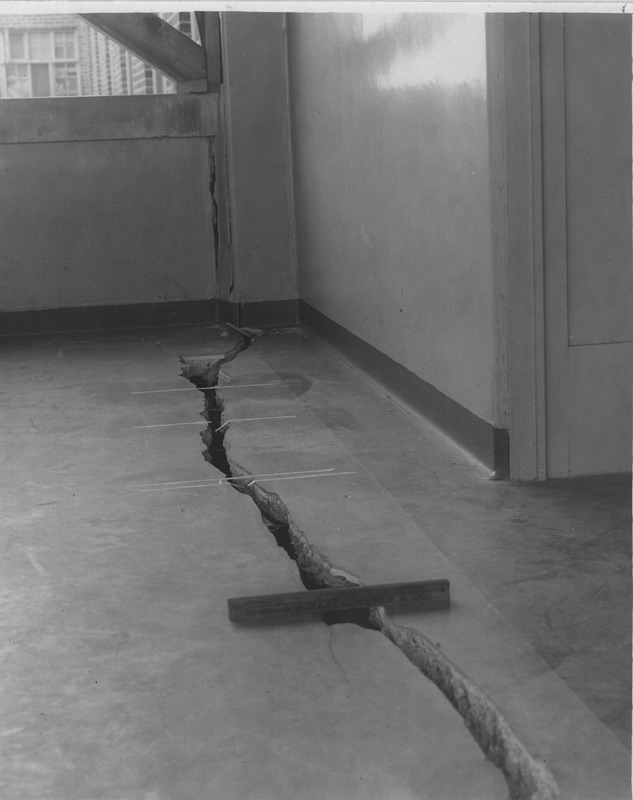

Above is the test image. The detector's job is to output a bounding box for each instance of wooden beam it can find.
[195,11,223,87]
[228,580,450,624]
[80,13,206,84]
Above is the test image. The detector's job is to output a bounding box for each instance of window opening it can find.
[0,12,200,98]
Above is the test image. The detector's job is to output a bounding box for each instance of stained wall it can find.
[287,13,497,423]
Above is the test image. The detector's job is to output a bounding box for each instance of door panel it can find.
[542,14,632,477]
[564,16,633,346]
[568,343,632,475]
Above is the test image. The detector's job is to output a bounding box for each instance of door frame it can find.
[487,13,548,480]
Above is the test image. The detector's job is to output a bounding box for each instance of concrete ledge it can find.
[0,301,216,336]
[0,94,218,144]
[300,301,509,480]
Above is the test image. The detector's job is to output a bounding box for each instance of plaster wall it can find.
[287,13,496,423]
[0,97,215,312]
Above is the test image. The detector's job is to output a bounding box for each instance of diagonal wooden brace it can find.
[79,13,207,84]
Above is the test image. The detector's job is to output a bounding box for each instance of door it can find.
[541,14,632,477]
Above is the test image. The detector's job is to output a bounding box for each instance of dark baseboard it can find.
[0,300,216,336]
[300,301,510,480]
[216,299,299,329]
[0,298,300,337]
[214,299,239,326]
[239,299,299,328]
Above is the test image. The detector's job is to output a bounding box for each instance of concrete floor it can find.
[0,325,630,800]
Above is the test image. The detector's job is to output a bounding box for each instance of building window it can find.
[53,30,76,59]
[8,31,26,60]
[178,12,192,37]
[3,29,79,97]
[144,64,155,95]
[6,63,29,96]
[54,62,78,96]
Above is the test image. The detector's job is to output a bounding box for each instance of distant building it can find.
[0,12,198,98]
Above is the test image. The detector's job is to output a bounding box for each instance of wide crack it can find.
[180,330,560,800]
[181,333,375,630]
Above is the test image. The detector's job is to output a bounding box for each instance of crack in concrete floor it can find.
[180,331,560,800]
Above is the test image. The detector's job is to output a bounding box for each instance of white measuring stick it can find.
[131,382,299,395]
[131,420,207,429]
[248,471,357,487]
[216,415,296,433]
[133,468,335,489]
[134,469,339,492]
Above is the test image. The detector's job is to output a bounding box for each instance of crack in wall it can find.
[208,140,221,294]
[180,332,559,800]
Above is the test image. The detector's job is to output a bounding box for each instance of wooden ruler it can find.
[228,579,450,623]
